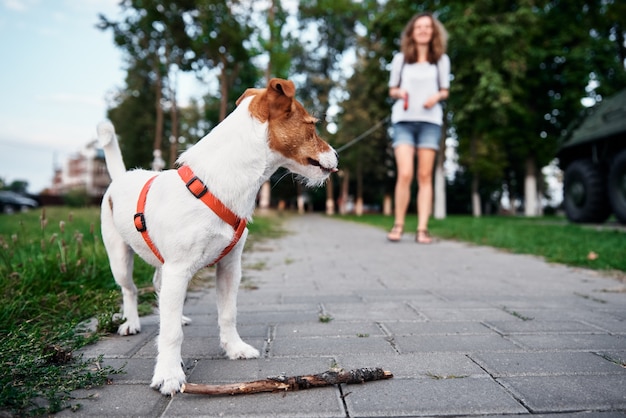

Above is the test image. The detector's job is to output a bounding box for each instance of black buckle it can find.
[186,176,208,199]
[134,213,147,232]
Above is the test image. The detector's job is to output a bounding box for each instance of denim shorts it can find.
[391,121,441,150]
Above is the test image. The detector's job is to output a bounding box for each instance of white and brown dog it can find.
[97,78,338,395]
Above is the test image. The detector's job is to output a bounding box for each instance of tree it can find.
[188,0,259,123]
[294,0,369,213]
[99,0,195,169]
[106,58,158,169]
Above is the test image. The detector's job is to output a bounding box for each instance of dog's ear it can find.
[268,78,295,98]
[236,88,265,106]
[267,78,296,119]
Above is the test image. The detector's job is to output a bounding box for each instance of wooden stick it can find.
[181,367,393,396]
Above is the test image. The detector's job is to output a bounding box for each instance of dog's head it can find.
[237,78,338,187]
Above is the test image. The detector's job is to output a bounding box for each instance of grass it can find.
[339,214,626,274]
[0,206,285,416]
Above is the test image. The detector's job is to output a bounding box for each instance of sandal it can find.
[416,229,433,244]
[387,224,404,242]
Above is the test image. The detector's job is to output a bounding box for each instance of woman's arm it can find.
[389,86,408,99]
[423,89,449,109]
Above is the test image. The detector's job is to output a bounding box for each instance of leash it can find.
[335,115,390,154]
[134,166,247,267]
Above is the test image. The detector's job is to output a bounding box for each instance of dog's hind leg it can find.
[215,231,260,360]
[102,233,141,335]
[101,203,141,335]
[151,264,190,395]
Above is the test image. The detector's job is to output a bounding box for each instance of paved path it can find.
[62,215,626,417]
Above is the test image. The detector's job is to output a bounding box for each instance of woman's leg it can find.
[416,148,437,242]
[388,144,415,240]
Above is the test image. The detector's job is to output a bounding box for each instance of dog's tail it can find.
[97,120,126,181]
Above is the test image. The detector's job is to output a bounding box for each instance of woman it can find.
[387,12,450,244]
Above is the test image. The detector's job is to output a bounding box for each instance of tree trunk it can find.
[470,135,481,217]
[219,62,229,123]
[383,193,392,216]
[339,170,349,215]
[297,183,305,214]
[260,9,275,211]
[472,174,482,217]
[433,122,447,219]
[258,182,271,211]
[168,68,179,168]
[325,176,335,215]
[524,156,539,217]
[153,56,164,162]
[355,162,363,216]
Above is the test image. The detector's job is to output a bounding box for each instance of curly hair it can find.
[400,12,448,64]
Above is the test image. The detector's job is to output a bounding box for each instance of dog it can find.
[97,78,338,395]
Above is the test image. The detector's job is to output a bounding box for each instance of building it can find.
[48,140,111,197]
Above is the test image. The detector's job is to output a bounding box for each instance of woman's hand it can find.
[423,90,448,109]
[423,92,442,109]
[390,87,408,100]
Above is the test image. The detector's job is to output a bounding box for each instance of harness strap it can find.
[134,175,164,263]
[177,165,247,266]
[133,167,247,267]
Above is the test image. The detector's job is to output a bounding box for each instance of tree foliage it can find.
[99,0,626,213]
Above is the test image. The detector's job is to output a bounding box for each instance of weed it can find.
[502,306,534,321]
[245,260,268,271]
[597,353,626,368]
[329,359,342,372]
[319,313,333,323]
[240,276,259,290]
[425,372,468,380]
[573,292,607,304]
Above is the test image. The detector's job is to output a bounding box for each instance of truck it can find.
[557,88,626,225]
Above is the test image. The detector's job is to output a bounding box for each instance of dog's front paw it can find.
[150,364,186,396]
[222,341,260,360]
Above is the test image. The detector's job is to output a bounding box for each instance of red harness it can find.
[133,165,247,266]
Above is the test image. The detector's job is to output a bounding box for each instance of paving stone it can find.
[470,351,626,377]
[274,321,384,338]
[322,301,423,321]
[163,386,344,418]
[103,358,156,384]
[55,384,169,417]
[508,333,626,351]
[270,335,395,357]
[344,377,527,417]
[499,375,626,412]
[79,327,158,359]
[416,307,516,322]
[394,334,521,353]
[484,319,603,334]
[382,320,493,336]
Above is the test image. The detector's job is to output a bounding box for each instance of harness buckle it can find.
[186,176,208,199]
[134,213,147,232]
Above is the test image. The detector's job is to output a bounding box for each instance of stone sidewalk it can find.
[61,214,626,417]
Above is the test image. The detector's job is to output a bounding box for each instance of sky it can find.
[0,0,202,194]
